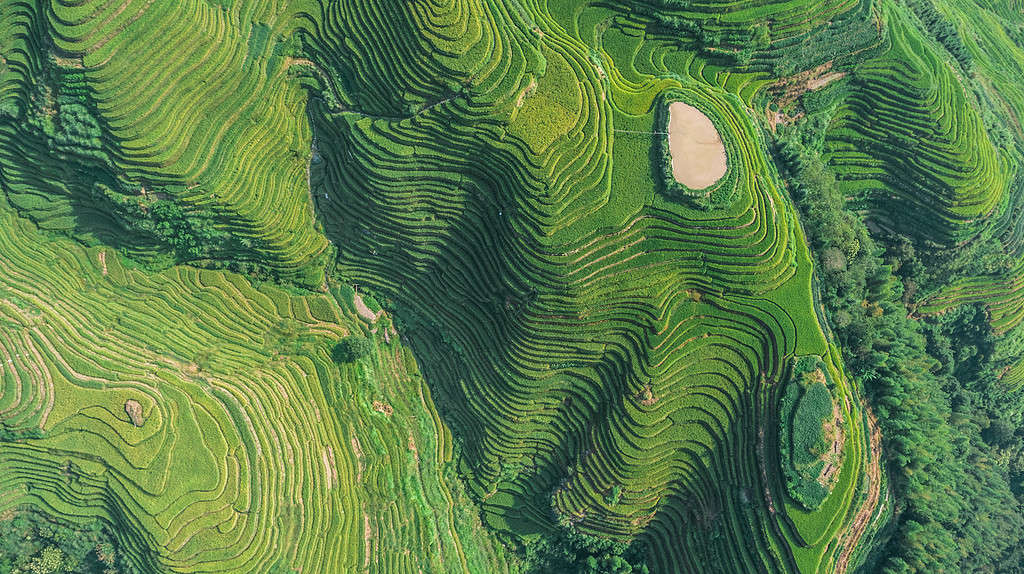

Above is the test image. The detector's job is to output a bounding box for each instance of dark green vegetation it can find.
[0,510,135,574]
[780,118,1024,572]
[521,533,649,574]
[331,336,374,364]
[778,358,835,511]
[774,2,1024,569]
[0,0,1022,573]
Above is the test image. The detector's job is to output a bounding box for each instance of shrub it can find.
[778,362,834,510]
[331,336,373,363]
[604,485,622,505]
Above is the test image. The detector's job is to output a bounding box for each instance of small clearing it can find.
[124,399,144,427]
[353,293,383,323]
[668,102,727,190]
[363,513,373,569]
[818,399,845,486]
[98,251,108,275]
[516,78,537,108]
[52,55,84,69]
[407,431,419,463]
[767,62,847,130]
[351,434,365,483]
[638,384,657,406]
[322,446,337,489]
[808,71,846,91]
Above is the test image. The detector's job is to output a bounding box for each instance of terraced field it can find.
[0,200,521,571]
[6,0,1023,572]
[0,0,330,285]
[850,0,1024,404]
[309,1,880,572]
[917,266,1024,334]
[823,2,1009,245]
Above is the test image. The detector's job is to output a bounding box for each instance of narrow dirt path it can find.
[835,403,884,573]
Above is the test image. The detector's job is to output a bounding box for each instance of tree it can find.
[984,417,1016,448]
[24,547,70,574]
[331,336,373,364]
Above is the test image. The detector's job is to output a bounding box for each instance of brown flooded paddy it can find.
[668,102,727,189]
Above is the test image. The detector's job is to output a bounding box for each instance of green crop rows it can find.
[1,0,330,286]
[822,2,1008,245]
[17,0,1023,571]
[307,1,880,572]
[0,204,519,571]
[1,1,520,572]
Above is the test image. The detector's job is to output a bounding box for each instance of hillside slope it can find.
[2,0,1023,572]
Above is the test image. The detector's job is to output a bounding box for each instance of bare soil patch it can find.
[353,293,382,323]
[322,446,337,489]
[124,399,144,427]
[516,78,537,108]
[818,399,845,486]
[407,431,419,463]
[668,102,727,190]
[638,384,657,406]
[363,512,372,569]
[807,71,846,91]
[767,62,847,130]
[350,435,364,483]
[52,55,84,69]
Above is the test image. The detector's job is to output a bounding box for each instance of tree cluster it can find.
[89,184,228,261]
[776,106,1024,572]
[905,0,974,74]
[0,510,137,574]
[331,335,373,364]
[21,64,110,165]
[520,525,649,574]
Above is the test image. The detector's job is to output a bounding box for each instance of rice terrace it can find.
[1,0,1023,572]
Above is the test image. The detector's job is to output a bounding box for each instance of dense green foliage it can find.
[775,1,1024,567]
[520,529,649,574]
[5,56,271,274]
[778,358,834,511]
[95,191,227,261]
[0,510,135,574]
[790,382,831,469]
[331,335,373,363]
[632,0,879,75]
[777,92,1024,571]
